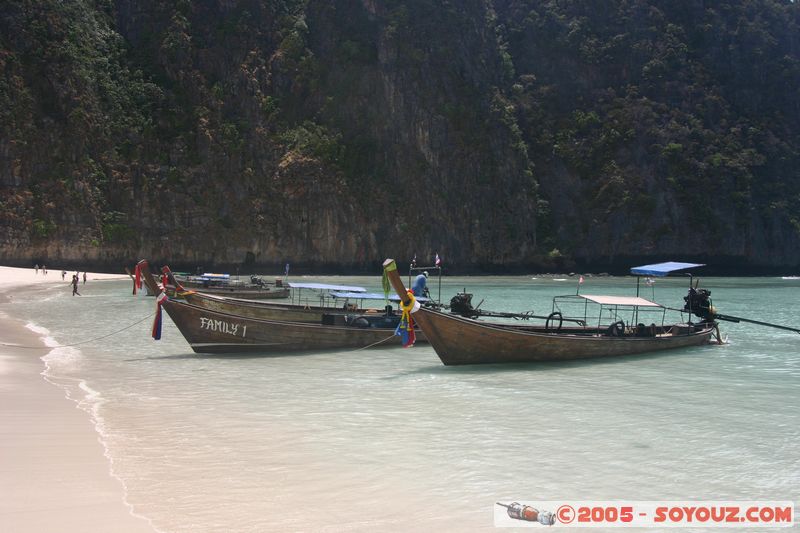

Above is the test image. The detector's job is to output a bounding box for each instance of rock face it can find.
[1,1,798,273]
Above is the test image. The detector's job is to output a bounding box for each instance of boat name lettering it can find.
[199,317,245,337]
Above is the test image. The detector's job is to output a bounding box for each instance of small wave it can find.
[25,322,85,373]
[25,322,50,336]
[23,321,161,531]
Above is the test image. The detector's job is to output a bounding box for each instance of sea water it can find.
[7,275,800,532]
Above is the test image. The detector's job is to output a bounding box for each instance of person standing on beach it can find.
[71,274,80,296]
[83,272,87,284]
[42,264,46,275]
[34,264,39,274]
[61,270,66,280]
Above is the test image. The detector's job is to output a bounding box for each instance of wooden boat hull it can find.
[182,291,341,323]
[413,308,714,365]
[161,298,416,354]
[175,285,290,299]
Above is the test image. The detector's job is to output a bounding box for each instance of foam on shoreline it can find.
[0,266,157,532]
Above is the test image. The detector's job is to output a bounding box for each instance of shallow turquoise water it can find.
[8,274,800,532]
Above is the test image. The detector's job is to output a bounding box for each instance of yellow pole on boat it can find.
[382,259,412,305]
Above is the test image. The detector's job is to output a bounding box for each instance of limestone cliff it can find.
[1,0,798,273]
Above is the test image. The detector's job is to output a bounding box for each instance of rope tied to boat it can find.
[1,312,156,349]
[352,333,398,351]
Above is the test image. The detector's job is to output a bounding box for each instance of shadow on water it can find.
[125,341,721,372]
[125,353,202,361]
[381,344,720,379]
[124,348,376,362]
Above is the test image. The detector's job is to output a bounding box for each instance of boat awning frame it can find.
[630,261,705,277]
[287,282,367,292]
[330,291,429,302]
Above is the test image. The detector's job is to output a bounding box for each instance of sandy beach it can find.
[0,266,156,533]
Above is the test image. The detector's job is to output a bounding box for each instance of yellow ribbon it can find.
[398,291,416,330]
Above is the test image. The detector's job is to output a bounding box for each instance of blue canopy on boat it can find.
[287,282,367,292]
[630,262,705,277]
[330,291,429,302]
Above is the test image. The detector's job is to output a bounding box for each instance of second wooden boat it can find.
[399,306,714,364]
[382,258,717,365]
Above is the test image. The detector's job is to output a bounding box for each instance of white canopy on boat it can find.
[287,282,367,292]
[330,291,429,302]
[578,294,662,307]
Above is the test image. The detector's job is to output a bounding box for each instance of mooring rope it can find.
[352,333,399,351]
[3,312,407,353]
[1,312,156,349]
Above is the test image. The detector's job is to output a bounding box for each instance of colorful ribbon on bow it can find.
[133,262,143,295]
[395,290,417,347]
[152,292,167,340]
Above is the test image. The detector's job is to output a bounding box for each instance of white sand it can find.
[0,266,157,532]
[0,265,130,288]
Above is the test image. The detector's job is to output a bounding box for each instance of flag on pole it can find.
[435,253,441,267]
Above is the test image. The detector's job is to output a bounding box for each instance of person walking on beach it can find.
[34,264,39,274]
[61,270,66,280]
[42,264,46,275]
[83,272,87,284]
[71,274,81,296]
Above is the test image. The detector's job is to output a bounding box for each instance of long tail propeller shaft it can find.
[713,313,800,334]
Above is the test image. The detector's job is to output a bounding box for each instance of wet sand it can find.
[0,266,156,532]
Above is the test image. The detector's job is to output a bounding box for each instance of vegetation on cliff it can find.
[1,0,798,272]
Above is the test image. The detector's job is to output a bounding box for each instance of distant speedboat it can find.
[781,276,800,280]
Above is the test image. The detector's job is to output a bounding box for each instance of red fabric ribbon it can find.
[133,263,143,295]
[152,293,167,340]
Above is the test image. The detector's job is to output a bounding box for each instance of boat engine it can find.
[684,287,716,321]
[449,292,478,318]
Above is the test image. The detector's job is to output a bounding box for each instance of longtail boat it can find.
[171,272,290,299]
[173,291,349,323]
[158,298,413,354]
[138,260,425,353]
[382,258,719,365]
[139,261,415,324]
